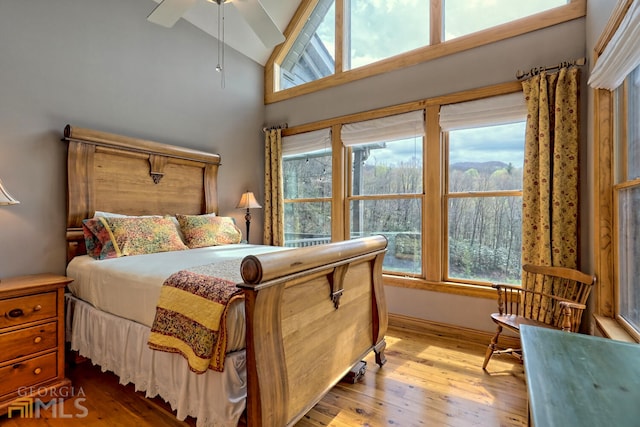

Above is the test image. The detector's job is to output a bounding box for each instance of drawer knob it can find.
[6,308,24,319]
[33,367,42,375]
[33,336,43,344]
[33,304,42,312]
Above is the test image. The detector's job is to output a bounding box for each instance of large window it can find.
[440,93,527,285]
[278,0,335,90]
[282,129,333,247]
[347,0,429,70]
[591,0,640,341]
[267,0,584,103]
[281,83,526,290]
[615,65,640,335]
[443,0,568,41]
[344,111,424,275]
[446,123,524,284]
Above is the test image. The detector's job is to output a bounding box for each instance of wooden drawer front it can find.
[0,322,57,364]
[0,352,57,397]
[0,292,57,329]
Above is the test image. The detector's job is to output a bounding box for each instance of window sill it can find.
[593,314,638,343]
[383,274,496,300]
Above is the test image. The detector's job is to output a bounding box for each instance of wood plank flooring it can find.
[1,326,527,426]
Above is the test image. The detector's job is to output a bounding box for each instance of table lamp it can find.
[236,191,261,243]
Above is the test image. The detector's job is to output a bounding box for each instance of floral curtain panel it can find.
[521,67,580,316]
[263,128,285,246]
[521,67,580,269]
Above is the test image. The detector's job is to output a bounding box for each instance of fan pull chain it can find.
[215,0,226,88]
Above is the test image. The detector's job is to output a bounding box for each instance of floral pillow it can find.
[82,218,118,260]
[176,215,242,248]
[100,216,188,257]
[94,211,188,244]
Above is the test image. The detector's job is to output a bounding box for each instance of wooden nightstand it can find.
[0,274,72,416]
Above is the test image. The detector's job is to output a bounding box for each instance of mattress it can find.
[66,244,287,352]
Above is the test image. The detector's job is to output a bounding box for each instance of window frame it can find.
[265,0,585,104]
[281,81,523,299]
[346,135,426,278]
[602,78,640,343]
[282,150,334,247]
[442,130,525,286]
[592,0,640,343]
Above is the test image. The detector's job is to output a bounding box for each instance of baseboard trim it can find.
[388,313,521,349]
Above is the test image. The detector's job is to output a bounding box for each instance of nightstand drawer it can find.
[0,352,57,397]
[0,322,57,363]
[0,291,57,329]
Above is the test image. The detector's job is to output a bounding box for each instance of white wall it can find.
[265,18,588,333]
[0,0,265,278]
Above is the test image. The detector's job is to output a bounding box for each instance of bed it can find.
[62,124,389,427]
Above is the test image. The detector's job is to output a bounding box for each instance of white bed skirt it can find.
[65,295,247,427]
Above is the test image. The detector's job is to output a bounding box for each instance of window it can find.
[267,0,584,103]
[278,0,335,90]
[346,0,429,70]
[443,0,568,41]
[446,123,524,284]
[280,83,526,292]
[441,93,526,285]
[590,0,640,341]
[282,129,333,247]
[343,111,424,275]
[615,65,640,335]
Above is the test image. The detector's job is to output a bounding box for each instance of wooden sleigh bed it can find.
[63,125,388,427]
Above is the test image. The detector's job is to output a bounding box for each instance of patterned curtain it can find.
[263,129,285,246]
[521,67,579,303]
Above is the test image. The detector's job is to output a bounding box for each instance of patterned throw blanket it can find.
[147,268,243,373]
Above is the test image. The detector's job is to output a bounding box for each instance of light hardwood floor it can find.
[1,326,527,426]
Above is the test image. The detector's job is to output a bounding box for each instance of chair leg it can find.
[482,324,502,370]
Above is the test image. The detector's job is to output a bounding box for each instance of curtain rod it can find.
[262,123,289,132]
[516,57,586,80]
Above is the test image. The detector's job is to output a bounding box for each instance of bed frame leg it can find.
[374,339,387,367]
[341,360,367,384]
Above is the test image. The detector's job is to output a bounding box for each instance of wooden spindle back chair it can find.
[482,264,595,370]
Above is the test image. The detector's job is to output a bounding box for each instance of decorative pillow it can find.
[82,218,118,260]
[100,216,188,257]
[94,211,191,244]
[176,215,242,248]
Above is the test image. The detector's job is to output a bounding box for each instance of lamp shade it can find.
[0,179,19,205]
[236,191,262,209]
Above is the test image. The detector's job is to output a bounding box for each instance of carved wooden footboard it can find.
[240,235,388,427]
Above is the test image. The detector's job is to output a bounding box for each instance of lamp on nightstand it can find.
[0,179,19,206]
[236,191,261,244]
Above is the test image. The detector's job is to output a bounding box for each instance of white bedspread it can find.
[66,244,287,352]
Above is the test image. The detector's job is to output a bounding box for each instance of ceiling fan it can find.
[147,0,285,49]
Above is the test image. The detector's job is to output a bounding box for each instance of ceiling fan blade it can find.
[147,0,199,28]
[230,0,285,48]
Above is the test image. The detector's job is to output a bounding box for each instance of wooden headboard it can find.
[64,124,221,261]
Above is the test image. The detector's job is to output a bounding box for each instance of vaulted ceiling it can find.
[147,0,302,65]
